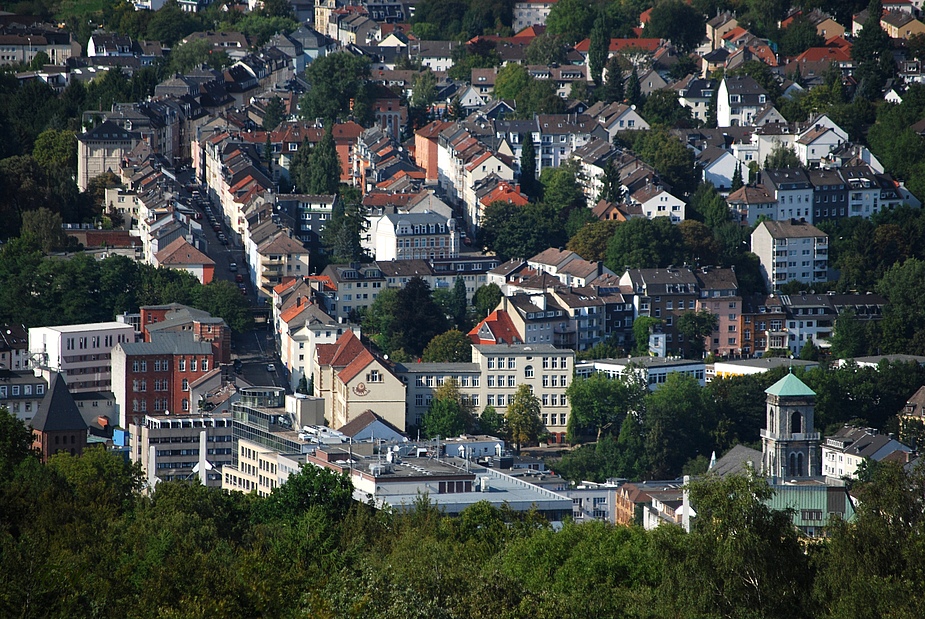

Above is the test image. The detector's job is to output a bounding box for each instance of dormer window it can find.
[730,95,740,103]
[759,94,767,103]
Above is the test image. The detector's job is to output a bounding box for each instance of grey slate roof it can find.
[31,373,88,433]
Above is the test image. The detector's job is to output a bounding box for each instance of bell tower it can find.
[762,372,820,481]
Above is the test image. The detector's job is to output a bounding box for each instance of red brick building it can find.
[140,303,231,365]
[31,373,88,462]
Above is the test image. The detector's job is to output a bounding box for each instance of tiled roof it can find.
[155,238,214,266]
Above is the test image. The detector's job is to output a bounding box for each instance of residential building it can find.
[0,324,28,371]
[695,267,742,358]
[140,303,231,365]
[675,76,717,122]
[726,185,778,225]
[761,168,815,222]
[513,0,559,31]
[318,262,386,322]
[153,237,215,284]
[395,362,482,428]
[822,426,912,480]
[372,212,460,261]
[899,385,925,450]
[711,357,819,380]
[716,75,770,127]
[0,370,47,425]
[620,267,700,356]
[30,373,88,462]
[808,168,849,222]
[255,233,311,297]
[739,293,789,355]
[751,219,828,292]
[76,121,142,191]
[29,322,136,393]
[274,194,338,253]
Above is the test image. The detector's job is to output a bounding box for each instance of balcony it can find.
[760,429,820,441]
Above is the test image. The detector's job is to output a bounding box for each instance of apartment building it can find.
[695,268,741,358]
[29,322,136,393]
[751,219,828,292]
[619,267,700,356]
[129,412,234,486]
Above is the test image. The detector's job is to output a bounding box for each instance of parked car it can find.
[229,262,237,271]
[266,364,275,372]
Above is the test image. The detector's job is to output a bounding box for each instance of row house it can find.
[0,24,79,66]
[572,137,620,204]
[355,126,418,193]
[534,113,594,170]
[0,370,47,425]
[372,211,460,261]
[0,324,28,372]
[527,248,616,287]
[739,294,789,357]
[141,303,231,366]
[620,267,700,357]
[76,121,142,192]
[779,292,886,356]
[585,101,651,142]
[716,75,771,128]
[526,64,587,99]
[694,267,742,358]
[674,76,718,123]
[254,232,311,298]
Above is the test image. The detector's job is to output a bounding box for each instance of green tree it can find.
[877,258,925,354]
[655,473,813,619]
[731,163,744,191]
[472,283,502,320]
[644,0,706,53]
[494,62,530,100]
[539,160,585,215]
[168,38,229,74]
[632,316,663,355]
[677,309,719,359]
[422,329,472,362]
[524,33,568,65]
[423,397,468,439]
[764,144,802,169]
[301,126,341,195]
[779,15,825,57]
[679,219,721,266]
[588,17,609,86]
[32,129,77,174]
[605,216,685,270]
[478,405,506,437]
[641,89,692,127]
[627,127,700,195]
[852,0,895,101]
[193,279,253,333]
[0,406,34,481]
[829,308,869,359]
[262,96,285,131]
[300,53,372,122]
[566,371,645,442]
[643,372,713,477]
[599,56,625,104]
[544,0,596,44]
[258,463,353,522]
[516,78,565,116]
[394,277,449,357]
[480,200,566,262]
[567,220,618,262]
[451,276,469,329]
[506,384,543,452]
[625,66,642,106]
[519,134,538,200]
[20,207,68,253]
[411,68,438,109]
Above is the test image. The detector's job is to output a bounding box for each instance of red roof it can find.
[468,310,521,345]
[480,181,529,207]
[273,278,299,295]
[280,302,310,325]
[574,37,662,53]
[794,46,851,63]
[338,349,375,383]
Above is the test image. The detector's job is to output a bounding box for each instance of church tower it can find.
[762,372,820,481]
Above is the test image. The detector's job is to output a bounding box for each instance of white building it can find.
[29,322,136,393]
[716,75,770,128]
[751,220,828,292]
[373,212,460,261]
[822,426,912,480]
[575,357,706,390]
[513,0,558,31]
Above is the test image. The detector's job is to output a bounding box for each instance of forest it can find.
[1,409,923,619]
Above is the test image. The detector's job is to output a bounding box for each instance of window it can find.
[487,357,495,369]
[179,358,186,372]
[525,365,534,378]
[507,357,516,369]
[488,375,495,387]
[497,394,505,406]
[201,358,208,372]
[182,379,189,391]
[542,357,549,369]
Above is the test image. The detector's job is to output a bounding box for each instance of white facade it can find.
[513,0,558,31]
[373,212,460,261]
[575,357,706,390]
[751,220,828,292]
[29,322,136,393]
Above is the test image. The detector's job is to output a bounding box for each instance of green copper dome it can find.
[765,372,815,397]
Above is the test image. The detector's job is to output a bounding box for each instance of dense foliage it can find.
[2,414,924,619]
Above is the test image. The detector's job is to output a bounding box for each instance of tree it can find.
[478,405,506,436]
[764,144,802,169]
[799,339,820,361]
[262,96,285,131]
[877,258,925,354]
[779,15,825,57]
[480,200,566,262]
[632,316,663,355]
[644,0,706,53]
[193,280,253,333]
[544,0,596,44]
[168,38,229,74]
[625,66,642,106]
[539,160,585,215]
[829,308,869,359]
[300,53,372,122]
[599,56,625,104]
[422,329,472,362]
[516,78,565,115]
[641,89,692,128]
[411,69,438,109]
[628,127,699,195]
[394,277,449,357]
[677,309,719,359]
[20,207,68,253]
[32,129,77,174]
[473,283,502,320]
[524,33,568,66]
[605,216,685,271]
[494,63,530,100]
[0,406,34,481]
[451,276,468,329]
[679,220,721,266]
[258,463,353,522]
[643,372,713,478]
[852,0,895,101]
[302,126,342,195]
[731,163,744,191]
[566,372,645,442]
[589,17,609,86]
[506,384,543,452]
[655,473,813,619]
[567,220,618,262]
[519,134,538,200]
[423,397,468,439]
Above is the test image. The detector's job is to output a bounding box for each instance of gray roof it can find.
[472,343,566,354]
[757,220,826,239]
[118,332,213,356]
[710,444,763,478]
[31,373,88,433]
[394,362,480,373]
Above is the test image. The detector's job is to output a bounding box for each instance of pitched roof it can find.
[336,409,406,438]
[338,348,376,383]
[765,372,815,397]
[468,309,521,345]
[318,330,367,367]
[155,237,215,266]
[31,373,88,433]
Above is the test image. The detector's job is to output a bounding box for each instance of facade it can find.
[620,267,700,356]
[513,0,558,31]
[751,219,828,292]
[761,373,821,481]
[255,233,311,297]
[576,357,706,390]
[0,370,47,425]
[153,237,215,284]
[29,322,135,394]
[822,425,912,480]
[373,212,460,261]
[130,412,234,486]
[716,75,770,127]
[275,193,338,253]
[76,121,141,192]
[0,324,28,371]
